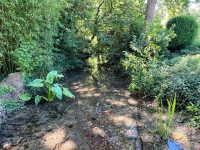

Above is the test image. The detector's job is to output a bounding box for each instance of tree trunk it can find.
[143,0,157,30]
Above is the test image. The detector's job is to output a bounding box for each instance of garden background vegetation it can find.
[0,0,200,129]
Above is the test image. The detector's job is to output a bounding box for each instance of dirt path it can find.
[0,62,199,150]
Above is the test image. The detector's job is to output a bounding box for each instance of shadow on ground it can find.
[0,58,199,150]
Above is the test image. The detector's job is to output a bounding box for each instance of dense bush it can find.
[122,24,200,108]
[121,24,174,95]
[159,55,200,106]
[123,46,200,127]
[53,24,87,71]
[12,42,53,78]
[123,52,200,108]
[95,0,146,70]
[0,0,64,76]
[166,15,198,51]
[53,0,92,71]
[160,55,200,128]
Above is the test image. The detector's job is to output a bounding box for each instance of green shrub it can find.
[11,42,53,78]
[121,24,174,96]
[158,55,200,106]
[123,45,200,108]
[186,101,200,128]
[0,0,63,75]
[123,51,200,127]
[166,15,198,51]
[53,22,86,71]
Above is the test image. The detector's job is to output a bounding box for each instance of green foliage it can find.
[1,99,24,113]
[158,55,200,108]
[94,0,146,68]
[121,24,174,96]
[53,25,86,70]
[162,0,189,18]
[0,0,64,76]
[0,86,27,113]
[11,42,53,78]
[53,0,93,71]
[0,86,14,95]
[156,94,176,140]
[167,15,198,51]
[124,50,200,127]
[186,101,200,128]
[128,53,200,108]
[130,19,144,38]
[19,93,31,101]
[0,86,22,113]
[27,70,74,105]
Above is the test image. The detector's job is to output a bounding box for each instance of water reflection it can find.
[86,56,108,89]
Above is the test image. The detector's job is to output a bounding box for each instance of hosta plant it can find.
[27,70,74,105]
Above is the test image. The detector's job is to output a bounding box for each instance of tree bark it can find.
[143,0,157,30]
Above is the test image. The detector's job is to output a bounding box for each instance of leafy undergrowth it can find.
[0,70,199,150]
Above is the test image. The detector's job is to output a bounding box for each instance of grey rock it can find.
[0,72,25,100]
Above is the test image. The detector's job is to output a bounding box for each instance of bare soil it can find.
[0,66,199,150]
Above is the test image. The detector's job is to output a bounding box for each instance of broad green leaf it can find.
[28,79,44,87]
[45,70,57,84]
[19,93,31,101]
[50,84,62,100]
[35,95,41,105]
[63,87,75,98]
[56,74,64,78]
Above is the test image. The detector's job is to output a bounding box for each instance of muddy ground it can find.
[0,61,199,150]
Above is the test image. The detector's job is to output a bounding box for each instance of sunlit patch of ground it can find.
[42,128,66,149]
[127,98,138,106]
[106,99,127,107]
[92,127,107,137]
[110,115,136,128]
[77,87,96,93]
[59,140,77,150]
[93,93,101,97]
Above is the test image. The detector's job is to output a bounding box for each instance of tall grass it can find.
[156,94,176,139]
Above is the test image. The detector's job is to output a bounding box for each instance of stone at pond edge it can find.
[0,72,25,124]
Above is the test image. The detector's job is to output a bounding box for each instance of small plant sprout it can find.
[27,70,74,105]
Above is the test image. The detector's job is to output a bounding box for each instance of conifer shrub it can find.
[166,15,198,51]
